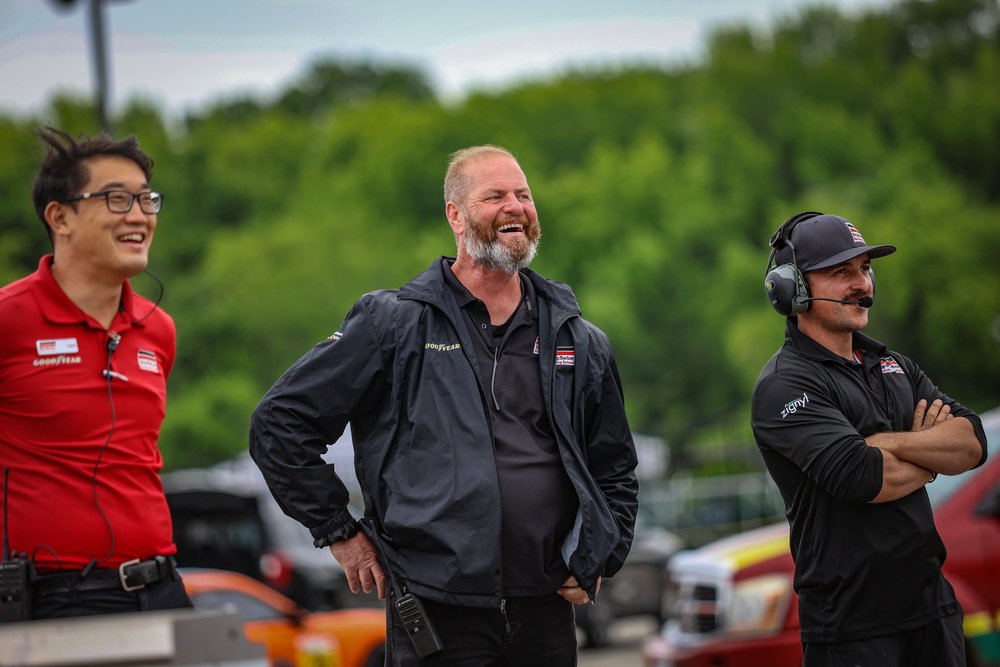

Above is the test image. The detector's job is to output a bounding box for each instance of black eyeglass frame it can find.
[61,190,164,215]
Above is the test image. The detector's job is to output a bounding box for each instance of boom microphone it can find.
[806,296,873,308]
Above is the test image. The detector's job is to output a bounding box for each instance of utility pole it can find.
[88,0,112,135]
[49,0,114,135]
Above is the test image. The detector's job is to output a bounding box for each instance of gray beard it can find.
[463,234,538,275]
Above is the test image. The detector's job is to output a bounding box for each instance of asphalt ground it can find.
[578,618,658,667]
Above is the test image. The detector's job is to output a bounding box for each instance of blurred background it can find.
[3,0,997,473]
[3,0,1000,657]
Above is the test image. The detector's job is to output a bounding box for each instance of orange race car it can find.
[182,568,386,667]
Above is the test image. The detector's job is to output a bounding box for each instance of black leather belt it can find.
[32,556,174,597]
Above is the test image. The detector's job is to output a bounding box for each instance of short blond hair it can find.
[443,145,518,206]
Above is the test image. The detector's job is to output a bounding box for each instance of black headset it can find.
[763,211,823,317]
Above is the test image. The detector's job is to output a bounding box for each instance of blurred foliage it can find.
[2,0,998,469]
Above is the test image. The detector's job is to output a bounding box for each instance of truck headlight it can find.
[725,574,792,636]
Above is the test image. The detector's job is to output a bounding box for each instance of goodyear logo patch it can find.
[33,355,82,367]
[425,342,461,352]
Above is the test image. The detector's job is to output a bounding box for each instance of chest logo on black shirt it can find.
[781,392,809,418]
[531,338,575,366]
[880,356,905,375]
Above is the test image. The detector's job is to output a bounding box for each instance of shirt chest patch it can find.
[532,338,575,366]
[879,356,905,375]
[137,349,160,373]
[555,347,575,367]
[36,337,78,355]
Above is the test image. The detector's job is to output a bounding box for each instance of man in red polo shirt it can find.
[0,127,191,620]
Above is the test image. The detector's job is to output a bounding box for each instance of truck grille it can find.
[673,580,722,635]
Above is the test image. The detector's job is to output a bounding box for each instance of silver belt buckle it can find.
[118,558,144,592]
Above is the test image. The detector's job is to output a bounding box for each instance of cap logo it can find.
[845,221,865,245]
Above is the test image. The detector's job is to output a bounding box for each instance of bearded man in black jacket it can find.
[250,145,638,666]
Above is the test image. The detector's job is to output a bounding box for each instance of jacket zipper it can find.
[490,346,502,412]
[487,339,504,612]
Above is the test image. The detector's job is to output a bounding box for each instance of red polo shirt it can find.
[0,255,177,571]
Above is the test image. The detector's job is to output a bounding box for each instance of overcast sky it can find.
[1,0,896,119]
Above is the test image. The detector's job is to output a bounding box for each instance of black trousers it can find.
[30,566,193,620]
[802,612,966,667]
[385,592,577,667]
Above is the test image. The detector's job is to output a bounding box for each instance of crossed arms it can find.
[867,399,984,503]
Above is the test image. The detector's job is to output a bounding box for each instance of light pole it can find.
[50,0,115,135]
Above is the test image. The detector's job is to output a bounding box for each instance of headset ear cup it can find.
[791,267,811,315]
[765,264,810,317]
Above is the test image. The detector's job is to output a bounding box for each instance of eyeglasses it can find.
[62,190,163,214]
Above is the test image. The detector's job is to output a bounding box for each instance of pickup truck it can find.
[643,406,1000,667]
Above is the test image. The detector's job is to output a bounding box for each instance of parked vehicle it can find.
[163,450,379,612]
[643,407,1000,667]
[639,472,786,549]
[576,471,782,648]
[576,521,684,648]
[182,568,385,667]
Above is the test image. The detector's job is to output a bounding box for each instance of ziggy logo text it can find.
[781,392,809,418]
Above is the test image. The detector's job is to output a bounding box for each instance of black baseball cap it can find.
[777,214,895,271]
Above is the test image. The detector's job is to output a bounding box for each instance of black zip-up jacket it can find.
[249,258,638,607]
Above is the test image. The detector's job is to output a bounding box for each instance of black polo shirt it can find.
[443,261,577,596]
[751,318,986,643]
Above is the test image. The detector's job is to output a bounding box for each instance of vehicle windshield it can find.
[927,408,999,508]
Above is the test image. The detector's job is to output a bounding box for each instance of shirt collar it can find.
[30,254,144,331]
[785,317,887,363]
[441,258,536,321]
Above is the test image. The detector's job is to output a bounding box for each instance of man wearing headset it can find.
[0,128,191,620]
[750,212,987,666]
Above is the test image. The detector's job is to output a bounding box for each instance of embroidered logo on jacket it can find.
[328,331,343,342]
[781,392,809,418]
[425,342,461,352]
[137,349,160,373]
[880,356,905,375]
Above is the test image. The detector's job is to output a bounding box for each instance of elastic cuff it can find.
[309,509,359,548]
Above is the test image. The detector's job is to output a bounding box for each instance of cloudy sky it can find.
[1,0,896,118]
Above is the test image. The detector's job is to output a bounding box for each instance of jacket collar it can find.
[400,257,581,323]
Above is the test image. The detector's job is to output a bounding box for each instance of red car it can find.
[182,568,385,667]
[644,407,1000,666]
